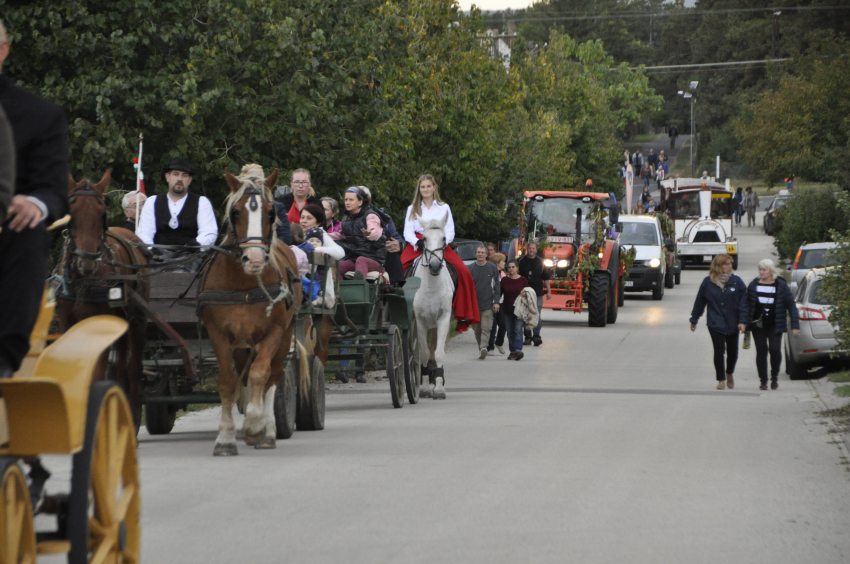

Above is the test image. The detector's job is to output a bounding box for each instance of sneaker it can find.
[523,337,533,346]
[532,336,542,347]
[515,351,524,360]
[496,345,505,355]
[352,271,365,280]
[759,381,768,390]
[355,373,367,383]
[479,348,488,360]
[717,380,726,390]
[487,349,494,356]
[771,380,778,390]
[336,372,350,383]
[507,352,518,360]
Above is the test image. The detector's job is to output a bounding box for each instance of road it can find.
[46,214,850,563]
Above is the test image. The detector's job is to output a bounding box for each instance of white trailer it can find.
[660,177,739,269]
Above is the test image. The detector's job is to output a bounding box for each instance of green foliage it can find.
[1,0,660,242]
[772,187,849,260]
[736,35,850,189]
[820,194,850,353]
[620,246,637,279]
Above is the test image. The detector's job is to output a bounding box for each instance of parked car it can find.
[453,238,485,266]
[619,215,671,300]
[788,242,838,294]
[785,268,849,379]
[763,190,792,235]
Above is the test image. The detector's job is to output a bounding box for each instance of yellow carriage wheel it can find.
[0,458,36,564]
[68,381,140,564]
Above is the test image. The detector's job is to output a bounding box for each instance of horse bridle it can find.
[421,235,447,276]
[228,183,276,254]
[66,181,109,270]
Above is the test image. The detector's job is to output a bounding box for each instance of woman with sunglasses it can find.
[401,174,479,333]
[501,259,529,360]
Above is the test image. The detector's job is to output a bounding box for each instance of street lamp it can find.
[679,81,698,176]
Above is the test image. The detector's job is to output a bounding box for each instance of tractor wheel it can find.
[0,457,36,564]
[675,265,682,285]
[587,273,609,328]
[68,381,140,564]
[617,277,625,307]
[664,267,674,289]
[652,282,664,301]
[606,276,619,324]
[732,254,739,270]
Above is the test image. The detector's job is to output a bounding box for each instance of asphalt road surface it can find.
[43,212,850,563]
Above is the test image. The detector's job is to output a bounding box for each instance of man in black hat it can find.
[136,156,218,249]
[0,17,70,377]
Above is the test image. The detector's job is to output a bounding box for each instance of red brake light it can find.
[792,249,802,270]
[799,307,826,321]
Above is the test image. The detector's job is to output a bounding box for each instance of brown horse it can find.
[200,164,304,456]
[56,170,149,426]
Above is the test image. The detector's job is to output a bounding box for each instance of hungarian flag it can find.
[133,158,146,195]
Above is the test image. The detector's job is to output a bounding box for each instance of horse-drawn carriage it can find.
[0,290,140,564]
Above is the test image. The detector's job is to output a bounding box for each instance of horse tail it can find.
[295,339,310,399]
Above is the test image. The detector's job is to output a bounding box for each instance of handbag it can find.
[748,307,764,331]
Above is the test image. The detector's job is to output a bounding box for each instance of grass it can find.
[828,371,850,383]
[835,386,850,397]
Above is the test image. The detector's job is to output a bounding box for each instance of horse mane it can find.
[223,163,282,275]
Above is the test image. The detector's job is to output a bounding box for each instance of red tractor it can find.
[507,191,625,327]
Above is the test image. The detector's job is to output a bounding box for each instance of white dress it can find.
[403,201,455,247]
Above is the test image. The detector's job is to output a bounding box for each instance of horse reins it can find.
[420,236,447,276]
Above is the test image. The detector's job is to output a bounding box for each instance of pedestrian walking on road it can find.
[655,162,666,192]
[690,254,749,390]
[732,187,743,226]
[487,252,507,355]
[647,148,658,177]
[518,241,551,346]
[631,150,644,170]
[747,259,800,390]
[641,163,652,189]
[669,126,678,149]
[468,245,501,360]
[640,186,651,205]
[501,259,529,360]
[743,187,759,227]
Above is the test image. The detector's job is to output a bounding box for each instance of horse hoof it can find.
[420,385,432,398]
[242,429,265,446]
[254,436,276,450]
[213,443,238,457]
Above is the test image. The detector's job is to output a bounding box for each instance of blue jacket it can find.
[690,275,749,335]
[747,277,800,334]
[274,203,291,245]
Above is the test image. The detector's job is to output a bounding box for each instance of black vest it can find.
[341,205,387,262]
[154,192,200,245]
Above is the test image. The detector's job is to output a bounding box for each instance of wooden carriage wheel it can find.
[274,361,298,439]
[387,325,405,409]
[0,458,36,564]
[295,355,325,431]
[68,381,140,564]
[403,318,420,405]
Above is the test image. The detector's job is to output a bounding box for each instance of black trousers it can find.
[752,327,783,381]
[0,224,50,372]
[708,328,739,381]
[384,250,405,285]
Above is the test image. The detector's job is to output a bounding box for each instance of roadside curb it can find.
[809,377,850,456]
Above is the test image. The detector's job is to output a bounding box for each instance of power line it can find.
[482,5,850,23]
[624,58,791,71]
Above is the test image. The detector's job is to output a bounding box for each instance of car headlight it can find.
[649,258,661,268]
[543,259,554,268]
[557,260,569,268]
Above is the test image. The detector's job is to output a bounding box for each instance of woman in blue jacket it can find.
[747,259,800,390]
[690,254,749,389]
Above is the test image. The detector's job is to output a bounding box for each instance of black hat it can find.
[164,156,195,176]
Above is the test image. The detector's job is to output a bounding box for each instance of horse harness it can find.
[228,182,276,253]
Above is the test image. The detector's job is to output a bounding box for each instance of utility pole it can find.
[772,11,781,59]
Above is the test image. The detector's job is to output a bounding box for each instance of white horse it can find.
[411,215,454,400]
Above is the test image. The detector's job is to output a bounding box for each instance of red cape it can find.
[402,237,480,333]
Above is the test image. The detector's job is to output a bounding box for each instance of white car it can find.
[619,215,671,300]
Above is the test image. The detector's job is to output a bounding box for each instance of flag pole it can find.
[135,133,144,232]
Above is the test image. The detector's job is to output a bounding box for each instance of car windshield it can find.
[667,192,700,219]
[455,243,479,261]
[528,197,598,242]
[709,195,733,219]
[619,222,659,245]
[773,198,789,210]
[808,280,830,306]
[800,249,836,269]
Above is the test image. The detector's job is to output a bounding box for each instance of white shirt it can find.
[137,194,218,247]
[403,201,455,247]
[315,231,345,261]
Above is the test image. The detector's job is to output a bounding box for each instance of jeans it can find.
[708,328,739,381]
[734,207,743,225]
[488,309,506,350]
[752,327,782,381]
[524,296,544,339]
[506,312,524,353]
[473,308,494,351]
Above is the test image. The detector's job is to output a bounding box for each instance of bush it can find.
[820,194,850,353]
[772,187,849,260]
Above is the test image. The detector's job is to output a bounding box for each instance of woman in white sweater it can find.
[299,203,343,306]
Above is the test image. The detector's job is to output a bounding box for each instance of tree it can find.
[820,194,850,353]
